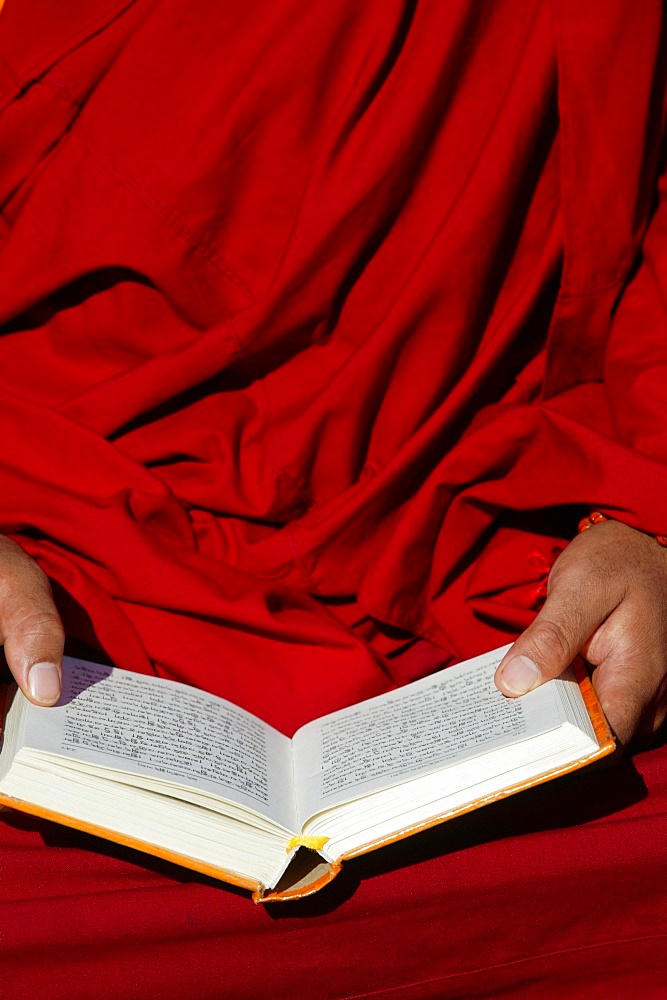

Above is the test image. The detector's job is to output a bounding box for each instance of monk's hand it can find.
[495,518,667,748]
[0,535,64,705]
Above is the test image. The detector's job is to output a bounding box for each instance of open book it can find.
[0,645,614,902]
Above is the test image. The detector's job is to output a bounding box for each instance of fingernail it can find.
[28,662,61,704]
[500,655,539,695]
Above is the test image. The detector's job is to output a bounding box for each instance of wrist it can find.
[578,511,667,548]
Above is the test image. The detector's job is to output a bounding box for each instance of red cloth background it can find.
[1,0,667,994]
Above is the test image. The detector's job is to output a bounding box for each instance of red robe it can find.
[0,1,666,995]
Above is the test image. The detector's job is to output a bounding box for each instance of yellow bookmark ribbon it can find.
[285,835,330,853]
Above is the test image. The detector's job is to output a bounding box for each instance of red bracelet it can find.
[577,511,667,548]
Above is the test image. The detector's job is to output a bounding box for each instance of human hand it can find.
[0,535,64,705]
[495,518,667,748]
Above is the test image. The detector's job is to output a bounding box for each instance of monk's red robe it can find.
[0,1,666,995]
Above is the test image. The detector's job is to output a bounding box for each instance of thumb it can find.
[494,561,616,697]
[0,537,65,706]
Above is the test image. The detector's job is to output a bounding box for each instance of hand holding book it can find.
[495,517,667,747]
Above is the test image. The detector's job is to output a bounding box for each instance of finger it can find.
[583,606,667,747]
[494,550,622,697]
[0,537,65,705]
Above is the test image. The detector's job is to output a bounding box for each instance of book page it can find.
[17,658,298,832]
[293,645,586,824]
